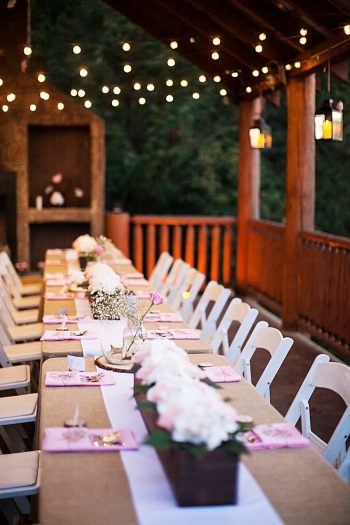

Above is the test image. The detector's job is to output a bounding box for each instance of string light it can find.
[170,41,178,49]
[285,64,292,70]
[294,61,301,68]
[146,83,155,91]
[78,89,85,97]
[166,79,173,86]
[70,89,78,96]
[7,93,16,102]
[255,43,263,53]
[192,92,200,99]
[299,36,307,45]
[166,94,174,102]
[72,45,81,54]
[113,86,121,94]
[220,88,227,96]
[112,99,119,107]
[40,91,50,100]
[180,79,188,87]
[198,75,206,82]
[252,69,259,77]
[57,102,64,110]
[80,68,88,77]
[262,66,268,74]
[122,42,131,51]
[38,73,46,83]
[23,46,32,56]
[29,104,37,112]
[133,82,141,90]
[300,28,308,36]
[246,86,252,93]
[123,64,132,73]
[139,97,146,105]
[211,51,220,60]
[84,100,92,108]
[259,33,267,41]
[0,79,3,86]
[102,85,109,93]
[212,36,221,45]
[231,71,239,77]
[344,24,350,35]
[2,105,9,112]
[167,58,176,67]
[213,75,221,83]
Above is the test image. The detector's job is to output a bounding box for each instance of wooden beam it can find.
[282,74,316,329]
[236,97,261,290]
[273,0,332,39]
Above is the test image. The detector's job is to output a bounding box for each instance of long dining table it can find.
[37,249,350,525]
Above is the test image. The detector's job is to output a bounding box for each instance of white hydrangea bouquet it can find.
[132,340,248,506]
[72,234,105,268]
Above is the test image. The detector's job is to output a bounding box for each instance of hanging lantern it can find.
[314,99,343,141]
[249,118,272,149]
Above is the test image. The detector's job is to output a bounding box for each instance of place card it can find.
[43,427,138,452]
[205,366,241,383]
[239,423,309,450]
[68,355,86,372]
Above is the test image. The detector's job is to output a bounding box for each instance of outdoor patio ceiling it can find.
[105,0,350,99]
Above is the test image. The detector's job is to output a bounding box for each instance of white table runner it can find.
[101,373,285,525]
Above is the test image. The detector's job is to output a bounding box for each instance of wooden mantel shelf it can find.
[26,207,92,223]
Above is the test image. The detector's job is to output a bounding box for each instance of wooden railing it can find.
[245,219,285,312]
[298,231,350,356]
[129,215,236,285]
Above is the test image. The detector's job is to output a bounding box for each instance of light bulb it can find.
[231,71,239,77]
[7,93,16,102]
[123,64,132,73]
[212,36,221,45]
[29,104,37,112]
[199,75,206,82]
[285,64,292,71]
[180,79,188,87]
[133,82,141,90]
[79,68,88,77]
[166,94,174,102]
[300,28,308,36]
[102,86,109,93]
[211,51,220,60]
[139,97,146,105]
[78,89,85,97]
[344,24,350,35]
[70,89,78,96]
[192,92,200,99]
[2,105,9,112]
[166,79,173,87]
[262,66,268,74]
[255,44,263,53]
[23,46,32,56]
[259,33,266,41]
[252,69,259,77]
[57,102,64,110]
[112,99,119,107]
[147,83,155,91]
[122,42,131,51]
[170,41,178,49]
[299,36,307,45]
[73,45,81,54]
[294,61,301,68]
[84,100,92,108]
[38,73,46,83]
[167,58,176,67]
[113,86,121,95]
[246,86,252,93]
[213,75,221,83]
[40,91,49,100]
[0,78,3,86]
[220,89,227,96]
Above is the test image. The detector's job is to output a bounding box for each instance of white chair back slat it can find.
[159,259,187,297]
[166,261,191,304]
[148,252,173,291]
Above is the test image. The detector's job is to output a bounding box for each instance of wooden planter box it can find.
[135,389,239,506]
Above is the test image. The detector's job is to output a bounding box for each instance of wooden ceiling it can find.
[105,0,350,98]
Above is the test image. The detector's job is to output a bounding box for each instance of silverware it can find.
[89,431,123,447]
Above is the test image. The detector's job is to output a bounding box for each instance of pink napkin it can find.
[45,292,85,300]
[45,371,115,386]
[147,329,200,340]
[43,315,93,324]
[43,427,138,452]
[122,278,149,287]
[205,366,241,383]
[242,423,309,451]
[144,312,183,323]
[40,330,99,341]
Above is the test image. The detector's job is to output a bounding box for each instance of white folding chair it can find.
[0,284,38,324]
[235,324,294,402]
[211,298,259,363]
[286,354,350,474]
[0,256,40,311]
[0,365,31,391]
[0,342,41,367]
[159,259,190,299]
[148,252,174,291]
[0,450,40,520]
[171,268,205,320]
[189,281,231,343]
[0,252,42,296]
[0,303,43,343]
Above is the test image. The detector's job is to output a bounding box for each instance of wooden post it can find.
[283,75,315,329]
[105,212,130,256]
[236,97,262,291]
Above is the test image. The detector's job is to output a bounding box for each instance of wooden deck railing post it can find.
[283,75,315,330]
[236,97,262,291]
[105,212,130,257]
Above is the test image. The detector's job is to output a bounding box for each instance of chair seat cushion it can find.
[0,365,30,386]
[19,282,42,296]
[0,393,38,419]
[4,341,41,362]
[12,296,40,310]
[0,451,39,489]
[12,309,39,325]
[8,323,43,342]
